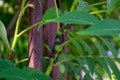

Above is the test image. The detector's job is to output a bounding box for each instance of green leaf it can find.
[68,32,84,55]
[96,57,112,80]
[42,7,61,24]
[107,0,120,13]
[100,37,118,56]
[0,68,33,80]
[58,75,65,80]
[106,57,120,80]
[68,61,79,79]
[0,59,16,69]
[54,11,99,25]
[22,67,52,80]
[79,19,120,36]
[77,0,87,11]
[77,0,93,12]
[0,21,10,49]
[85,57,95,75]
[77,58,89,73]
[83,73,92,80]
[79,40,93,55]
[53,11,99,25]
[92,40,106,56]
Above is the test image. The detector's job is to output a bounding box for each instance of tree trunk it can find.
[28,0,43,70]
[44,0,59,80]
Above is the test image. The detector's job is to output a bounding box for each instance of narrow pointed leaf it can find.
[53,11,99,25]
[68,32,84,55]
[77,0,87,11]
[77,58,89,73]
[85,57,95,75]
[79,19,120,36]
[100,37,118,56]
[92,41,106,56]
[96,57,112,80]
[106,57,120,80]
[79,40,93,55]
[107,0,120,13]
[77,0,93,12]
[83,73,92,80]
[0,21,10,49]
[43,11,99,25]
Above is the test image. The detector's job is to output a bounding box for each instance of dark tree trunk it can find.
[28,0,43,70]
[44,0,60,80]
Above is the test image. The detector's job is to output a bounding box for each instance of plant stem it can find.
[60,35,88,48]
[11,0,27,50]
[17,21,43,37]
[92,1,107,6]
[90,10,106,14]
[70,0,78,12]
[54,0,60,30]
[16,58,28,64]
[45,53,59,75]
[45,35,88,75]
[45,0,81,76]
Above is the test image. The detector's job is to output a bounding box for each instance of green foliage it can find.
[0,59,52,80]
[0,59,16,69]
[53,11,99,25]
[107,0,120,13]
[78,19,120,36]
[0,21,10,49]
[1,0,120,80]
[42,7,61,24]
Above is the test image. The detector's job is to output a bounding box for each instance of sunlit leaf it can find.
[0,21,10,49]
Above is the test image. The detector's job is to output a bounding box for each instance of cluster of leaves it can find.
[0,59,52,80]
[0,0,120,80]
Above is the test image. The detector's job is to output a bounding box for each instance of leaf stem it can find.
[45,35,88,75]
[60,35,89,48]
[92,1,107,6]
[70,0,78,12]
[17,21,43,37]
[45,53,59,75]
[54,0,60,30]
[11,0,27,50]
[90,10,106,14]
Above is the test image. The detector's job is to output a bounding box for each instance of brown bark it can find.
[28,0,43,70]
[44,0,60,80]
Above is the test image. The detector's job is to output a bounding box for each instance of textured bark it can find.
[44,0,59,80]
[28,0,43,70]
